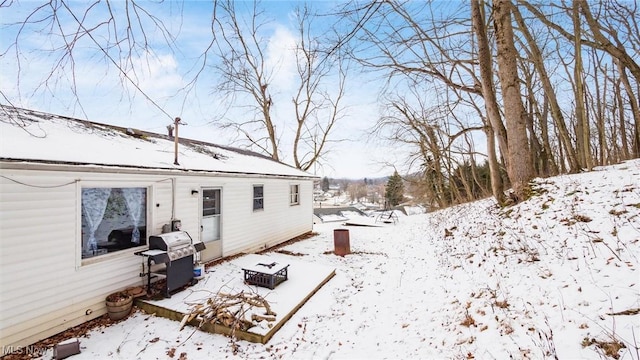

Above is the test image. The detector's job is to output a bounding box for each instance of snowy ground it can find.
[30,160,640,359]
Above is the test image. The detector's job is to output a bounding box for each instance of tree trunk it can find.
[574,0,591,171]
[538,95,559,175]
[471,0,506,205]
[615,59,640,158]
[458,164,473,202]
[592,52,606,166]
[526,97,544,175]
[469,153,489,198]
[425,126,448,207]
[262,88,279,162]
[519,64,544,176]
[614,76,630,160]
[608,83,621,163]
[493,0,534,201]
[511,5,580,173]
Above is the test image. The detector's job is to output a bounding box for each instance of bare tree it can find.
[334,0,637,205]
[471,0,507,205]
[612,73,631,160]
[376,94,450,208]
[511,4,580,173]
[341,1,503,205]
[615,57,640,158]
[578,0,640,84]
[518,0,640,83]
[573,0,592,170]
[588,50,607,166]
[1,1,215,120]
[518,0,640,160]
[494,0,534,200]
[212,0,280,160]
[291,5,348,172]
[212,0,346,169]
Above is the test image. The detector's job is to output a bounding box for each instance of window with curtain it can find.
[290,184,300,205]
[81,187,147,259]
[253,185,264,211]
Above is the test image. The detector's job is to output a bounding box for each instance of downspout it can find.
[171,177,176,221]
[171,117,180,223]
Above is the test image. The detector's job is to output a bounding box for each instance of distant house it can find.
[328,184,341,195]
[0,105,317,349]
[313,187,326,201]
[313,206,367,223]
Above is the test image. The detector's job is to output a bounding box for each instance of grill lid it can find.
[147,231,206,262]
[149,231,192,251]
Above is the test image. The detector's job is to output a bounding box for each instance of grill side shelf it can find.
[135,250,171,296]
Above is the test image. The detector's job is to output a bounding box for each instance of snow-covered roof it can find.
[0,105,315,178]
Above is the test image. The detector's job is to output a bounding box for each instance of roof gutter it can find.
[0,159,320,180]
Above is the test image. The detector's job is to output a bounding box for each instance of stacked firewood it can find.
[179,291,276,332]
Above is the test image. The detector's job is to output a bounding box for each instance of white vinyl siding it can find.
[0,169,164,349]
[0,164,314,349]
[220,179,312,256]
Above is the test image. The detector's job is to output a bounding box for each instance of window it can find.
[81,187,147,259]
[290,184,300,205]
[253,185,264,211]
[202,189,220,216]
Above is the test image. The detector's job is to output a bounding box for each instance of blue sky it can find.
[1,0,404,180]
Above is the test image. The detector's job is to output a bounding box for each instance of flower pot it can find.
[105,292,133,321]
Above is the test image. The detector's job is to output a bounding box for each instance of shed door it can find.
[202,188,222,259]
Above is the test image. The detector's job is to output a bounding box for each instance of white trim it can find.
[0,161,319,181]
[290,183,300,205]
[252,184,264,211]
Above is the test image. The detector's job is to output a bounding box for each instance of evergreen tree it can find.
[385,171,405,207]
[321,177,330,192]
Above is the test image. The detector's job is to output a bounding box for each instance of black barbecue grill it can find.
[135,231,205,298]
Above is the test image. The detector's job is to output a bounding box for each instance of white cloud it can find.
[124,53,186,100]
[265,25,298,92]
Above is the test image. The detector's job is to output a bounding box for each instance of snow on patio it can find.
[17,159,640,359]
[136,253,336,342]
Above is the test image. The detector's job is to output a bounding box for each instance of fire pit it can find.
[242,261,289,289]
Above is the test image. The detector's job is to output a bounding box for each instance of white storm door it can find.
[202,188,221,258]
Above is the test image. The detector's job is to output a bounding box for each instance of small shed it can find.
[0,105,317,349]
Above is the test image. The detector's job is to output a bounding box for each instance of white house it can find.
[0,105,317,349]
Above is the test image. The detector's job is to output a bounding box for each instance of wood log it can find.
[251,314,276,322]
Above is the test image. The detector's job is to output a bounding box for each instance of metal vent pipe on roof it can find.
[173,117,181,165]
